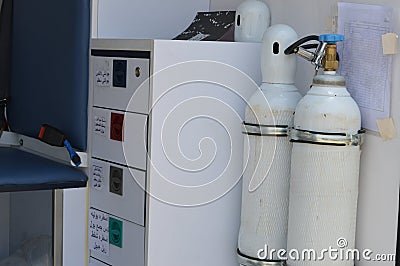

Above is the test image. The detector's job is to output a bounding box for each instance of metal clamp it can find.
[290,128,364,146]
[0,98,7,105]
[0,131,21,147]
[238,251,285,266]
[243,122,289,137]
[295,42,327,71]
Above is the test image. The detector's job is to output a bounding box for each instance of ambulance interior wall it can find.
[93,1,400,265]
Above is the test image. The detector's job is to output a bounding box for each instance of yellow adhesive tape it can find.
[382,33,398,55]
[376,118,397,141]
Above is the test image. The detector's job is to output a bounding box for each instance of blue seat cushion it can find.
[0,147,87,192]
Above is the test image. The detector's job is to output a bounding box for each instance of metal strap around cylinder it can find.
[290,128,364,146]
[237,252,285,266]
[242,122,288,137]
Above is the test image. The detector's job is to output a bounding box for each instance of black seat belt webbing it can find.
[0,0,13,128]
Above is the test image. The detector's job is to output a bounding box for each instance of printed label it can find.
[91,165,103,191]
[94,115,107,136]
[89,208,110,256]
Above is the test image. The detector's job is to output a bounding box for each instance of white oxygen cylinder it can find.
[234,0,271,42]
[287,72,362,265]
[238,24,302,265]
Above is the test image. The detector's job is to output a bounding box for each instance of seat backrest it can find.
[9,0,91,151]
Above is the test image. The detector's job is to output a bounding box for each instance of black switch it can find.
[113,60,127,88]
[109,166,123,196]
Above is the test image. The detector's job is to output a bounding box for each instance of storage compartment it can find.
[89,212,145,266]
[90,158,146,226]
[0,191,54,265]
[92,107,148,170]
[92,56,150,114]
[89,257,109,266]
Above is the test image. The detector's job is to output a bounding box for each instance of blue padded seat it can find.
[9,0,90,151]
[0,0,91,192]
[0,147,87,192]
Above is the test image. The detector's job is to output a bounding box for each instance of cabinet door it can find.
[92,107,148,170]
[90,213,145,266]
[90,158,146,226]
[92,56,150,114]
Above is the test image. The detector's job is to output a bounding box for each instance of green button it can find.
[109,217,123,248]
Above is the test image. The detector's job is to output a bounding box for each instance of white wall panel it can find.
[63,188,88,266]
[95,0,210,39]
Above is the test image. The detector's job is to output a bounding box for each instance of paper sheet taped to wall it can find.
[337,2,393,131]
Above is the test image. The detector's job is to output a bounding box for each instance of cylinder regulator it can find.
[238,24,302,266]
[234,0,271,42]
[286,34,364,266]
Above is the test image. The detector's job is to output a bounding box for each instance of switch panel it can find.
[112,59,127,88]
[109,165,123,196]
[110,112,124,142]
[109,217,123,248]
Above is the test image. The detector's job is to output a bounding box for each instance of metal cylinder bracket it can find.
[237,252,286,266]
[290,128,364,146]
[243,122,289,137]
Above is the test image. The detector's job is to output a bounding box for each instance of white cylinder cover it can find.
[238,24,301,261]
[261,24,298,84]
[234,0,271,42]
[287,74,362,266]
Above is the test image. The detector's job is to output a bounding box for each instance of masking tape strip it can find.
[382,33,398,55]
[376,118,397,141]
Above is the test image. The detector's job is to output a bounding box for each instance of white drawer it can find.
[92,56,150,114]
[92,107,148,170]
[90,214,145,266]
[89,257,109,266]
[90,158,146,226]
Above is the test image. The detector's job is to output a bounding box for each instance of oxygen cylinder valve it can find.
[285,33,344,73]
[319,34,344,71]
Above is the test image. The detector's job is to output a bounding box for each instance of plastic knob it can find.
[319,34,344,44]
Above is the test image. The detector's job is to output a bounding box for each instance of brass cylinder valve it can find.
[322,44,339,71]
[319,34,344,72]
[284,34,344,74]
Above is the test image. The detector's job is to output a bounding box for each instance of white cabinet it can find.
[88,39,261,266]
